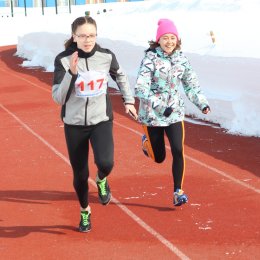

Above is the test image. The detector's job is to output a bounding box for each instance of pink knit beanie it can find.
[156,19,179,42]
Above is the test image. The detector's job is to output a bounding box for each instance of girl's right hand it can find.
[70,51,78,75]
[125,104,138,120]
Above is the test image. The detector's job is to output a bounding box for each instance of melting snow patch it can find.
[199,226,212,230]
[124,197,140,200]
[156,186,164,190]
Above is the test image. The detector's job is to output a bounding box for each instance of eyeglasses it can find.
[75,34,97,41]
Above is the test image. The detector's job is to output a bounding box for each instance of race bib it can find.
[75,71,108,97]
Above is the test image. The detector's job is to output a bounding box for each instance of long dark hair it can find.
[145,39,182,52]
[64,16,97,49]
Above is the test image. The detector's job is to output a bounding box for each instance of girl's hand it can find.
[202,106,211,114]
[69,51,78,75]
[125,104,138,120]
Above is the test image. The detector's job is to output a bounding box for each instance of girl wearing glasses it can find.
[52,16,137,232]
[135,18,210,207]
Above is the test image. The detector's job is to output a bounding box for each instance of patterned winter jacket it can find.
[135,47,209,126]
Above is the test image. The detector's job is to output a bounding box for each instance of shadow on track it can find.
[0,225,77,238]
[0,190,100,204]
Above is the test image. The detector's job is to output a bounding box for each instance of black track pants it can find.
[143,121,185,191]
[64,121,114,208]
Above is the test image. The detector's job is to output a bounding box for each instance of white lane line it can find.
[0,68,51,93]
[114,121,260,194]
[1,63,259,194]
[184,155,260,194]
[1,67,258,194]
[0,103,70,164]
[111,196,190,260]
[0,103,190,260]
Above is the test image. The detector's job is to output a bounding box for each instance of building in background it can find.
[0,0,144,8]
[86,0,143,3]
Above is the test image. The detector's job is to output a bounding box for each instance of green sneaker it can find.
[79,210,91,232]
[96,176,111,205]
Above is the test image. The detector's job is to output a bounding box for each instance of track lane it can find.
[1,45,259,259]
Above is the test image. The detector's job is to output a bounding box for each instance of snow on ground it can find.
[0,0,259,136]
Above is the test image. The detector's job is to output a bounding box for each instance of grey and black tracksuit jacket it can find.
[52,43,135,126]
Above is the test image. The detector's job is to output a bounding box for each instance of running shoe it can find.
[79,210,91,232]
[96,176,111,205]
[173,189,188,206]
[142,134,149,157]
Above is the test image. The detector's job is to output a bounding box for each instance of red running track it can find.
[0,45,259,259]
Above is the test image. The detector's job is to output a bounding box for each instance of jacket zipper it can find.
[85,98,88,125]
[84,58,89,125]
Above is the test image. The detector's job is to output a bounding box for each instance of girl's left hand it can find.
[125,104,138,120]
[202,106,211,114]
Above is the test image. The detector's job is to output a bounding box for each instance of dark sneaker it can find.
[142,134,149,157]
[96,176,111,205]
[79,210,91,232]
[173,189,188,206]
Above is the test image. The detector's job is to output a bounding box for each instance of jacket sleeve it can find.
[135,55,167,115]
[181,57,209,111]
[52,55,77,105]
[109,52,135,104]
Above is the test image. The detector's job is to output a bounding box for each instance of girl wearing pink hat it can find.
[135,18,210,206]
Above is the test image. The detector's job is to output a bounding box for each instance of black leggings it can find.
[143,121,185,191]
[64,121,114,208]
